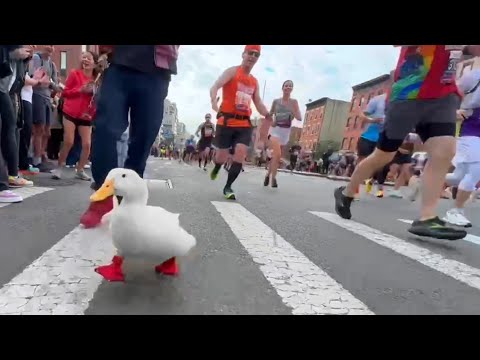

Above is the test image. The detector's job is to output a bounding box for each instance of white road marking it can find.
[0,226,114,315]
[212,202,373,315]
[312,212,480,292]
[0,187,53,208]
[398,219,480,246]
[167,179,173,189]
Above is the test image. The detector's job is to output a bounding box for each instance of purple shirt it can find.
[460,109,480,137]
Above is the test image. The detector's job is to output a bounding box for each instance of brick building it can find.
[52,45,99,82]
[342,73,392,152]
[300,97,350,158]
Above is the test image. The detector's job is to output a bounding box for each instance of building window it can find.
[354,116,359,128]
[350,98,356,112]
[346,117,351,127]
[341,138,347,149]
[378,90,384,95]
[348,137,354,150]
[81,45,87,52]
[367,93,373,103]
[60,51,67,77]
[359,96,364,108]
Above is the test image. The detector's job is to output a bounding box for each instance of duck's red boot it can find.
[95,255,125,282]
[80,196,114,229]
[155,257,179,276]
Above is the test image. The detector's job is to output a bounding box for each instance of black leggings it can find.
[0,92,19,177]
[373,164,390,185]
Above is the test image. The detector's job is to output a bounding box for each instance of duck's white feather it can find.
[109,204,196,262]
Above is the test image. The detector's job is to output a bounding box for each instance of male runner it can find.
[209,45,272,200]
[195,113,215,171]
[334,45,480,241]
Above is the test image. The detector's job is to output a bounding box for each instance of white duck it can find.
[91,168,196,282]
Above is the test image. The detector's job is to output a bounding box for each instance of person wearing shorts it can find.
[264,80,302,188]
[195,113,215,171]
[334,45,480,241]
[183,136,196,163]
[30,46,60,172]
[356,93,387,197]
[209,45,271,200]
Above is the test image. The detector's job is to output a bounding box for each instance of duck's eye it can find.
[122,174,126,178]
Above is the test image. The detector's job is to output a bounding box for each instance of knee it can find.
[63,139,74,149]
[82,141,91,152]
[427,139,456,164]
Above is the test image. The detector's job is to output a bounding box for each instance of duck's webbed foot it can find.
[95,255,125,282]
[154,257,179,276]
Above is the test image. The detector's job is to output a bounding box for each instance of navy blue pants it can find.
[91,64,169,186]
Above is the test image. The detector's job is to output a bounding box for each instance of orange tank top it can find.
[218,66,258,127]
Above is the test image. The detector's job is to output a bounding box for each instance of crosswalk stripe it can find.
[312,211,480,293]
[398,219,480,246]
[0,187,54,208]
[0,226,113,315]
[212,201,373,315]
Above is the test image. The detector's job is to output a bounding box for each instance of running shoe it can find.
[408,216,467,240]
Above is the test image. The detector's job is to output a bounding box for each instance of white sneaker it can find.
[0,190,23,203]
[51,168,63,179]
[389,189,403,198]
[75,170,91,181]
[443,208,472,228]
[407,181,421,202]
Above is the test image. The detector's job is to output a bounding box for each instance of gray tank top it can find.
[273,98,295,128]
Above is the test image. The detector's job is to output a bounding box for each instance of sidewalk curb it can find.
[277,169,395,187]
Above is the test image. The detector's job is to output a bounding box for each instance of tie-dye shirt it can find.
[389,45,460,102]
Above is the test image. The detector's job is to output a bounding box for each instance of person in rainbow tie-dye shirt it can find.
[335,45,480,242]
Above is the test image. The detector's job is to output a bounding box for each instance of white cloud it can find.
[168,45,400,134]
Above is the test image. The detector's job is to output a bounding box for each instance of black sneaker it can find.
[223,187,236,200]
[271,178,278,188]
[452,187,458,200]
[408,216,467,241]
[34,162,53,173]
[334,186,354,220]
[264,176,269,187]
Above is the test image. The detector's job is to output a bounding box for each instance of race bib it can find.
[275,112,292,127]
[235,83,254,112]
[204,128,213,137]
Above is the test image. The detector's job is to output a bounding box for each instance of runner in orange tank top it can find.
[209,45,272,200]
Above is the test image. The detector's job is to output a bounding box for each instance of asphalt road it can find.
[1,158,480,315]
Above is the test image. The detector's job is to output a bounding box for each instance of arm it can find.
[210,66,237,111]
[61,70,83,98]
[50,62,61,92]
[195,123,203,137]
[462,45,480,57]
[252,79,270,117]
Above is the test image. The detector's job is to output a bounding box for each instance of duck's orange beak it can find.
[90,179,114,202]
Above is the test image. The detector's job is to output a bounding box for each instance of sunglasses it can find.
[247,51,260,58]
[205,117,211,120]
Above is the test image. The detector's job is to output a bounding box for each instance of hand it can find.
[10,47,31,60]
[39,75,50,86]
[81,83,94,94]
[33,68,45,81]
[24,45,35,57]
[373,117,384,124]
[211,98,219,112]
